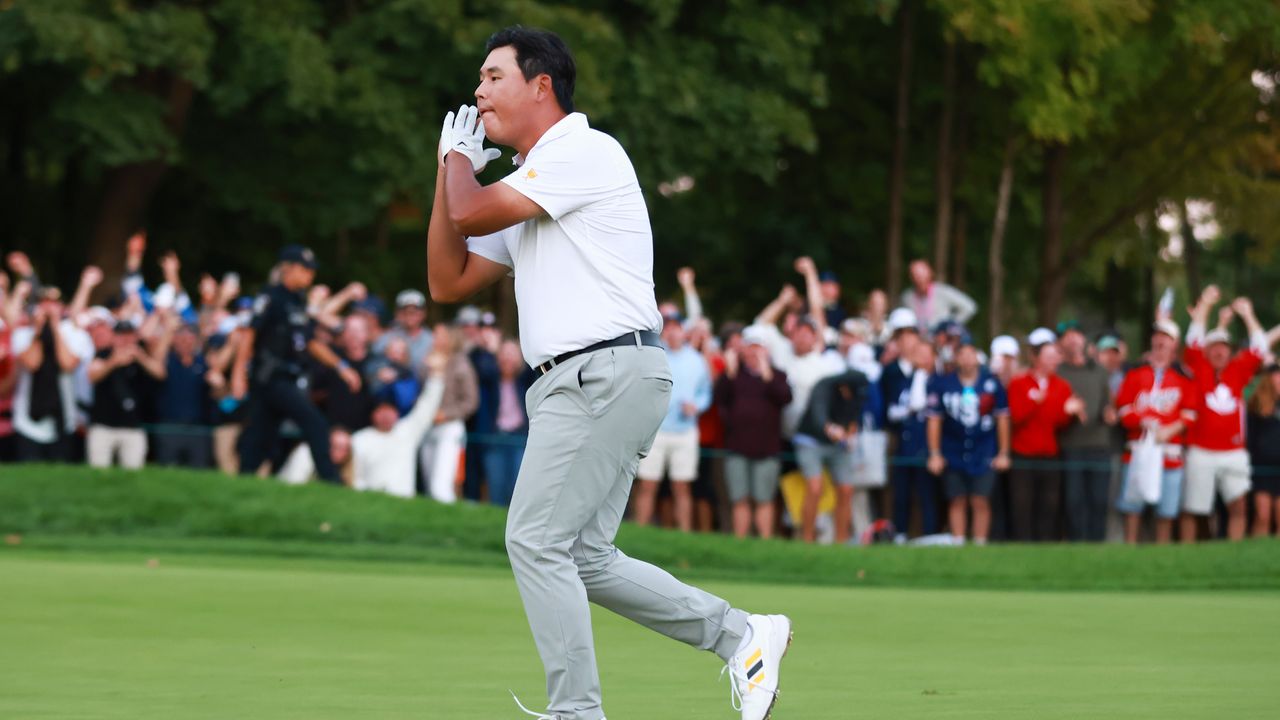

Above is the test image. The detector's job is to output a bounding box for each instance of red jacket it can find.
[1115,364,1196,469]
[1007,372,1074,457]
[1183,343,1262,451]
[698,353,727,448]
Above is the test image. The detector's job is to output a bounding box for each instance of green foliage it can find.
[0,0,1277,334]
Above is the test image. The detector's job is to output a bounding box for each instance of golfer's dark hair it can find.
[486,26,576,113]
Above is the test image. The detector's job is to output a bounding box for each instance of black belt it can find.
[536,330,661,375]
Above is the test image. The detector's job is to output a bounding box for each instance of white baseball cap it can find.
[741,326,770,346]
[81,306,116,328]
[1027,327,1057,347]
[396,289,426,308]
[454,305,483,326]
[887,308,918,334]
[1203,328,1231,347]
[991,335,1019,358]
[1153,318,1181,342]
[840,317,871,337]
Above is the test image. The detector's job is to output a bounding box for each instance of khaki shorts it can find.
[86,425,148,470]
[637,428,700,482]
[1183,447,1251,515]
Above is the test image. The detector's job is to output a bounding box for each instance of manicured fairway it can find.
[3,550,1275,719]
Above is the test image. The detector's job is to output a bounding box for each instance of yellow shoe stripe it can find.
[746,648,763,667]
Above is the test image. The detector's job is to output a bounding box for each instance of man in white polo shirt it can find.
[425,27,790,720]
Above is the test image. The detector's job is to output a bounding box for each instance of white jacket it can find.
[352,377,445,498]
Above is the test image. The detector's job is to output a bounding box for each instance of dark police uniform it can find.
[236,247,339,482]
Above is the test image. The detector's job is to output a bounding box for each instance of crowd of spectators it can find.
[4,235,1280,546]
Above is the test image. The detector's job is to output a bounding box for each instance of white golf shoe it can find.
[722,614,793,720]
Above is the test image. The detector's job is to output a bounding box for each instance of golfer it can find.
[426,26,791,720]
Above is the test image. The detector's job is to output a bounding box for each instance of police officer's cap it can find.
[279,244,318,270]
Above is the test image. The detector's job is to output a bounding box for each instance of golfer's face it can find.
[476,46,529,146]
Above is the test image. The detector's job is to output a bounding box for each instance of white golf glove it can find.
[440,104,501,173]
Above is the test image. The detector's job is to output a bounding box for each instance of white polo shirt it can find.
[466,112,662,367]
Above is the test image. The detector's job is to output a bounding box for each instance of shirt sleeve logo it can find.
[524,169,538,180]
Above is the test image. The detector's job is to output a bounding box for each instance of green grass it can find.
[3,464,1280,591]
[2,549,1277,719]
[4,466,1279,717]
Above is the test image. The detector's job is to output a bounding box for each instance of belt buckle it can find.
[538,360,554,375]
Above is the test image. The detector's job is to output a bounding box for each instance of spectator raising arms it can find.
[354,353,447,498]
[1114,320,1197,544]
[153,320,213,468]
[11,287,93,461]
[87,316,173,469]
[1180,288,1267,542]
[750,258,846,441]
[313,314,375,433]
[716,328,792,539]
[1006,335,1079,542]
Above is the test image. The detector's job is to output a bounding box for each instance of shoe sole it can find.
[762,618,793,720]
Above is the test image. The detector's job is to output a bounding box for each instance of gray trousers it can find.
[506,345,750,720]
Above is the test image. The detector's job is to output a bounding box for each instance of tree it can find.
[884,0,916,298]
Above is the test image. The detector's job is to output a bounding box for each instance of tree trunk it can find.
[1140,212,1158,351]
[948,52,971,293]
[987,135,1017,339]
[932,38,957,282]
[884,0,915,299]
[336,228,351,266]
[951,210,967,292]
[1103,258,1121,329]
[1180,199,1201,299]
[1036,142,1068,326]
[87,75,194,291]
[374,210,390,252]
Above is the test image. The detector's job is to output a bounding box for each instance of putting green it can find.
[2,550,1274,719]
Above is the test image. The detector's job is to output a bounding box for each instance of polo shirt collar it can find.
[512,112,589,166]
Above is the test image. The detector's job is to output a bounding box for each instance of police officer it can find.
[230,245,361,482]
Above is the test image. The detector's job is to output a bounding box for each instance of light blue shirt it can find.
[661,344,712,434]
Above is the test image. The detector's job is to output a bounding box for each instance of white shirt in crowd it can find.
[278,378,444,498]
[749,323,847,438]
[10,320,94,443]
[901,282,977,330]
[467,112,662,367]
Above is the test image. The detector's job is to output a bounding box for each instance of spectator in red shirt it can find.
[1007,336,1081,541]
[1180,287,1267,542]
[1114,320,1197,544]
